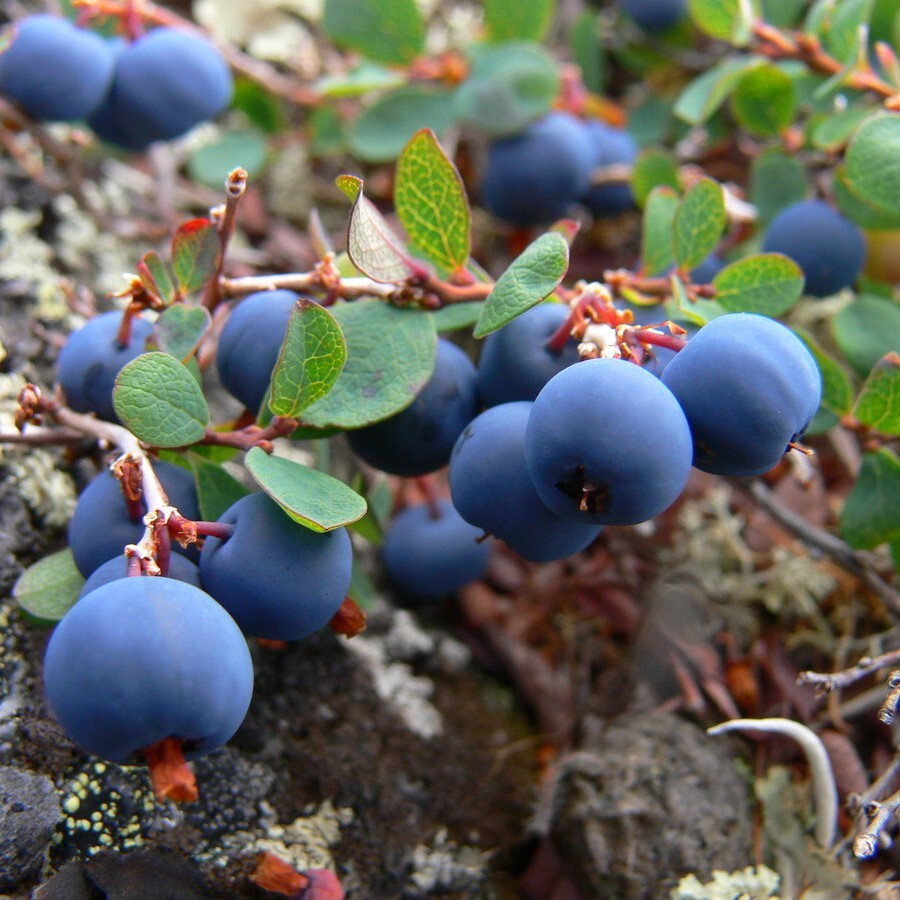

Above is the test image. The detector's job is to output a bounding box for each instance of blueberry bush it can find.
[1,0,900,895]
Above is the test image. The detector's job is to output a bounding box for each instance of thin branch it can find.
[799,650,900,696]
[733,478,900,617]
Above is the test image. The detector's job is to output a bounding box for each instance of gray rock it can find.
[0,765,62,890]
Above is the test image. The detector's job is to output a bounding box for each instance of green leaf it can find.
[336,175,415,283]
[171,218,220,297]
[322,0,425,65]
[844,114,900,218]
[731,64,797,137]
[231,77,284,133]
[749,149,808,226]
[834,165,900,230]
[641,186,679,276]
[712,253,804,315]
[113,352,210,447]
[187,131,268,190]
[571,10,607,94]
[188,452,250,522]
[484,0,554,42]
[269,300,347,418]
[673,178,727,271]
[631,149,681,207]
[473,232,569,338]
[794,327,855,416]
[760,0,808,27]
[818,0,876,62]
[394,129,471,275]
[454,41,560,137]
[245,446,367,532]
[308,106,346,157]
[138,251,176,305]
[347,87,457,164]
[430,301,484,331]
[674,56,765,125]
[315,61,406,98]
[349,557,379,607]
[853,352,900,434]
[154,305,211,363]
[809,103,873,152]
[687,0,745,41]
[833,295,900,377]
[302,300,437,428]
[13,548,83,624]
[840,448,900,549]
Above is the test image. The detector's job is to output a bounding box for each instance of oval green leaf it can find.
[187,131,268,190]
[430,301,484,331]
[323,0,425,65]
[833,294,900,377]
[138,251,176,305]
[840,448,900,549]
[631,149,681,208]
[674,56,765,125]
[245,446,367,532]
[484,0,554,42]
[688,0,743,40]
[712,253,804,315]
[795,327,854,417]
[474,232,569,338]
[853,352,900,435]
[731,65,797,137]
[188,452,251,522]
[302,300,438,428]
[154,305,211,363]
[269,300,347,418]
[641,185,679,276]
[749,149,808,226]
[347,87,457,164]
[673,178,726,272]
[113,352,210,447]
[14,548,83,623]
[394,129,471,275]
[844,114,900,218]
[171,218,220,297]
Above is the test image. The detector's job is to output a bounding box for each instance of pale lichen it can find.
[671,865,780,899]
[406,828,489,894]
[253,799,353,872]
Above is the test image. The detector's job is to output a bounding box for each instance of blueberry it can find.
[200,491,353,641]
[88,27,232,149]
[56,311,154,422]
[44,577,253,764]
[580,121,638,217]
[481,112,596,227]
[0,15,114,121]
[348,338,480,477]
[620,0,687,33]
[381,500,490,600]
[762,200,866,297]
[525,358,693,525]
[450,402,602,562]
[78,553,201,600]
[68,460,200,578]
[215,290,299,413]
[661,313,822,476]
[476,303,580,407]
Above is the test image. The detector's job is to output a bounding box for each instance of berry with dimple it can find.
[450,402,602,562]
[56,311,154,423]
[200,491,353,641]
[215,290,300,413]
[0,15,115,122]
[661,313,822,476]
[348,339,480,477]
[762,200,866,298]
[68,461,201,578]
[481,112,595,227]
[381,500,490,600]
[44,577,253,765]
[87,27,232,150]
[525,358,693,526]
[476,303,580,407]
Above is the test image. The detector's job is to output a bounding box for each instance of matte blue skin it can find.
[762,200,866,297]
[348,339,480,477]
[44,578,253,764]
[690,252,726,284]
[56,311,154,422]
[476,303,580,407]
[450,403,602,562]
[481,112,595,226]
[88,27,232,149]
[216,290,299,413]
[78,554,201,600]
[525,358,693,525]
[68,461,201,578]
[662,313,822,476]
[580,121,638,217]
[200,492,352,641]
[381,500,490,600]
[0,15,114,121]
[621,0,687,32]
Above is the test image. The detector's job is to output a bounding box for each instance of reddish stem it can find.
[141,736,197,803]
[191,520,236,541]
[633,328,689,352]
[125,554,142,577]
[154,521,172,577]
